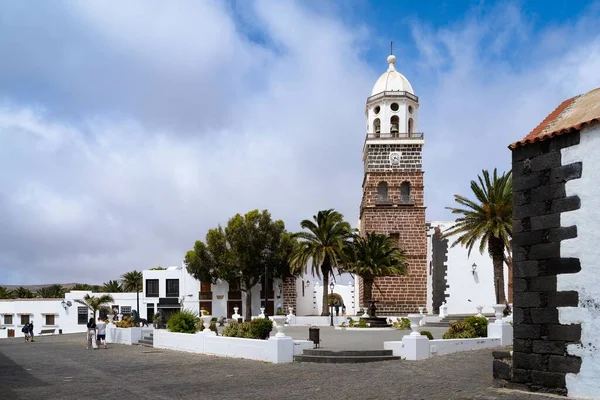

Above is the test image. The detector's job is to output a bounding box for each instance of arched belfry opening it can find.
[390,115,399,134]
[374,118,381,136]
[408,118,414,134]
[400,181,411,204]
[377,182,389,204]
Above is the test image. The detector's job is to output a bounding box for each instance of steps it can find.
[294,349,400,363]
[137,332,153,347]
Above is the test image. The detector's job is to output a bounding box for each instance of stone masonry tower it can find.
[358,54,427,314]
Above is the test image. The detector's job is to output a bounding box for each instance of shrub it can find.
[463,316,488,338]
[442,322,477,339]
[393,317,411,330]
[420,330,434,340]
[357,318,368,328]
[348,319,355,328]
[115,316,136,328]
[167,310,199,334]
[222,318,273,340]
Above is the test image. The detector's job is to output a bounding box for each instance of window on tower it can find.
[400,182,412,204]
[376,182,390,205]
[408,118,414,134]
[390,115,399,135]
[373,118,381,137]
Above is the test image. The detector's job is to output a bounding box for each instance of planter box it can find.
[106,325,143,345]
[153,329,296,363]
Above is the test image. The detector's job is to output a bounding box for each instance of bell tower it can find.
[358,54,427,314]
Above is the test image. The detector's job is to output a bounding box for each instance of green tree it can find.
[343,232,408,306]
[289,209,352,316]
[75,294,115,319]
[149,266,167,270]
[0,286,13,299]
[36,284,66,298]
[444,169,513,304]
[12,287,35,299]
[185,209,294,321]
[71,283,94,291]
[121,270,143,315]
[102,280,123,293]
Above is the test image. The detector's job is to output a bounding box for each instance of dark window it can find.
[45,315,55,326]
[121,306,132,316]
[377,182,390,204]
[78,307,88,324]
[200,281,212,300]
[166,279,179,297]
[400,182,411,204]
[4,314,13,325]
[146,279,159,297]
[20,315,30,325]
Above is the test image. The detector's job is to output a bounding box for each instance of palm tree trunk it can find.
[321,256,333,316]
[244,290,252,321]
[490,237,507,304]
[363,277,374,306]
[505,253,513,304]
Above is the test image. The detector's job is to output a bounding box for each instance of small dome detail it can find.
[371,55,414,96]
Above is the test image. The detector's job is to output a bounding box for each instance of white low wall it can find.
[153,329,304,363]
[293,339,314,355]
[106,325,143,345]
[293,316,347,326]
[429,338,501,356]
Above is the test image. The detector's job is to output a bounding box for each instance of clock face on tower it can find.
[389,152,401,165]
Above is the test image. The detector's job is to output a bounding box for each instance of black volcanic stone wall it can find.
[431,228,449,314]
[509,132,583,395]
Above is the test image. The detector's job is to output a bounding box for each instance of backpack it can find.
[22,326,28,333]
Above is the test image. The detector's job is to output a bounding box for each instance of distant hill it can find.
[0,283,83,290]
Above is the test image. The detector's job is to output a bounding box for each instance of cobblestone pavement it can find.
[0,333,561,400]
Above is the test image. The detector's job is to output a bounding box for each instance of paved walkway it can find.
[0,333,559,400]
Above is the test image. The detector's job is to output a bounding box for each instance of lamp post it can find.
[471,263,477,275]
[329,281,335,326]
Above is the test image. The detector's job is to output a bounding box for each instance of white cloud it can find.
[1,1,600,284]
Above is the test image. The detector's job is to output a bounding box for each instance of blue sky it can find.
[1,0,600,285]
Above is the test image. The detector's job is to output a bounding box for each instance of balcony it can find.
[375,195,415,206]
[376,195,393,205]
[367,90,418,104]
[367,132,424,140]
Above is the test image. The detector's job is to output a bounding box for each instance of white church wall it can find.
[428,221,509,315]
[558,124,600,399]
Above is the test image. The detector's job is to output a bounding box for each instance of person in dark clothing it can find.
[28,322,35,342]
[86,317,97,349]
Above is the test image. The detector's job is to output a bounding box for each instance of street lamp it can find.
[329,281,335,326]
[261,249,273,318]
[471,263,478,275]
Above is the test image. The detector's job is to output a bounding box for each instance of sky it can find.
[1,0,600,285]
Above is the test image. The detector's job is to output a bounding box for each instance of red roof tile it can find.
[510,87,600,149]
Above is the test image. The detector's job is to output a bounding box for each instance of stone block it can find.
[514,324,541,339]
[493,359,512,380]
[549,131,580,150]
[550,195,581,214]
[546,291,578,307]
[514,202,548,219]
[528,276,557,292]
[530,214,560,231]
[549,162,582,184]
[513,352,544,370]
[514,190,530,206]
[529,151,561,171]
[544,258,581,275]
[513,278,528,293]
[529,243,560,260]
[513,307,525,324]
[530,371,566,388]
[547,324,581,342]
[511,368,530,383]
[532,340,565,355]
[512,231,545,247]
[514,292,541,308]
[513,261,540,278]
[530,184,565,203]
[512,142,543,161]
[512,246,528,262]
[547,226,577,242]
[530,308,559,324]
[548,355,582,373]
[513,339,532,353]
[513,173,541,191]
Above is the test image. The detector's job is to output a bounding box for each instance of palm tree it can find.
[0,286,13,299]
[343,232,409,307]
[102,280,123,293]
[444,169,513,304]
[12,287,35,299]
[72,283,94,291]
[289,209,352,316]
[36,284,66,298]
[121,270,143,315]
[75,294,115,319]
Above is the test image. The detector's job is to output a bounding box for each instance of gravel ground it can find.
[0,333,561,400]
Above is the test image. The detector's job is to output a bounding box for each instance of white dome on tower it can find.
[371,55,414,96]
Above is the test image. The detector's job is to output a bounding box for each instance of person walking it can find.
[28,322,35,342]
[86,317,97,349]
[22,325,29,342]
[96,317,107,349]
